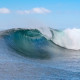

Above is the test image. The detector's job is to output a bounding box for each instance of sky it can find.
[0,0,80,29]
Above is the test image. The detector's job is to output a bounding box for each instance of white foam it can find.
[52,28,80,50]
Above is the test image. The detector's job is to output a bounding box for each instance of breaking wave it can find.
[1,27,80,58]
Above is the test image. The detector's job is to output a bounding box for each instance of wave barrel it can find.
[4,29,52,59]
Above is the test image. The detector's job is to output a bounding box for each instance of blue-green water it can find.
[0,28,80,80]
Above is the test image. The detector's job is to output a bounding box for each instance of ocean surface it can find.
[0,27,80,80]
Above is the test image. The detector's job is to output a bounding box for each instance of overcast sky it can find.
[0,0,80,29]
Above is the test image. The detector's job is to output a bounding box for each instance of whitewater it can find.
[0,27,80,80]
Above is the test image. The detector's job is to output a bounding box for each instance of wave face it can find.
[3,29,54,59]
[2,28,80,59]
